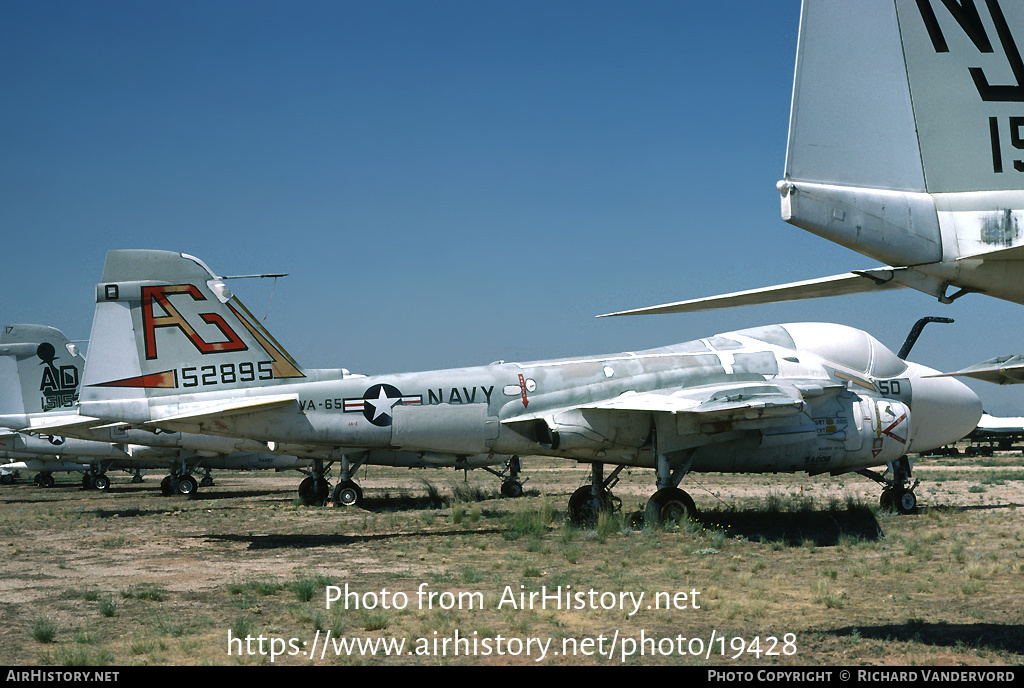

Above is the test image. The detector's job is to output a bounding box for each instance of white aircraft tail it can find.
[80,250,306,418]
[605,0,1024,317]
[0,324,84,418]
[782,0,1024,273]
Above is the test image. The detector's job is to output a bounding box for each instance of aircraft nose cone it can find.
[908,365,983,453]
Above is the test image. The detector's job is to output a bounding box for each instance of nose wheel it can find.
[860,456,918,514]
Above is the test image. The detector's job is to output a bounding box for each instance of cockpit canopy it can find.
[730,323,908,378]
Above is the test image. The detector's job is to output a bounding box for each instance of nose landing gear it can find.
[859,455,919,514]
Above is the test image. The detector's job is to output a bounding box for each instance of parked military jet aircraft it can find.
[0,323,309,494]
[603,0,1024,318]
[6,323,523,503]
[71,250,982,520]
[967,412,1024,452]
[0,459,96,487]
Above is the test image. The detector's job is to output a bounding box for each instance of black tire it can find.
[332,480,363,507]
[160,476,174,496]
[645,487,698,525]
[567,486,604,526]
[93,474,110,491]
[299,477,330,505]
[879,489,894,511]
[895,488,917,515]
[501,480,523,498]
[176,475,198,496]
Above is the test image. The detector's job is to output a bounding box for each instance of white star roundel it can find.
[362,383,403,426]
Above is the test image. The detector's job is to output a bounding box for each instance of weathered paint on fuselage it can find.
[161,333,924,477]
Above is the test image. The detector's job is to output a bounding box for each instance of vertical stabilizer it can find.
[781,0,1024,283]
[81,250,305,421]
[0,324,83,419]
[601,0,1024,316]
[786,0,925,192]
[787,0,1024,194]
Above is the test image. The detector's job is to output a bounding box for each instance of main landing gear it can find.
[298,456,366,507]
[567,463,624,526]
[298,459,334,506]
[82,470,111,491]
[568,453,699,528]
[161,472,199,496]
[859,455,919,514]
[34,472,55,488]
[321,454,529,508]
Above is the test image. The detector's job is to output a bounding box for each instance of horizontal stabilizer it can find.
[144,394,299,431]
[937,356,1024,385]
[599,271,908,317]
[21,414,109,435]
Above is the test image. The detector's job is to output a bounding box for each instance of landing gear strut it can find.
[326,455,367,507]
[859,455,919,514]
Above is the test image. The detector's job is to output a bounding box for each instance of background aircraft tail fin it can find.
[782,0,1024,267]
[787,0,1023,194]
[81,250,305,416]
[0,324,84,418]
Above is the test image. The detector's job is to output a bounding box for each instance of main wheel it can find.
[332,480,363,507]
[299,477,330,505]
[645,487,698,525]
[176,475,198,495]
[160,476,174,496]
[92,474,110,491]
[568,486,605,526]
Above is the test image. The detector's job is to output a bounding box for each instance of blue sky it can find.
[2,0,1022,414]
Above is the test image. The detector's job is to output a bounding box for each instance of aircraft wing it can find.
[577,385,808,419]
[937,356,1024,385]
[504,381,822,429]
[598,270,908,317]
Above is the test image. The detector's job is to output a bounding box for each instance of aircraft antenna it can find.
[218,273,289,323]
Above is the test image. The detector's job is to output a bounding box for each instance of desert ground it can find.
[1,445,1022,667]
